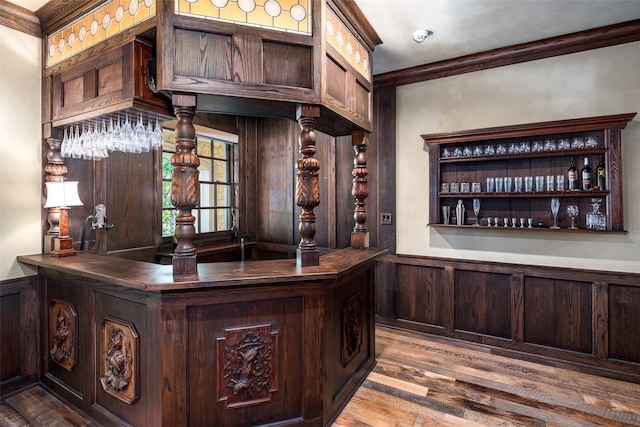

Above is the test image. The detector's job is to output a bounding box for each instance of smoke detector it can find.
[413,29,433,43]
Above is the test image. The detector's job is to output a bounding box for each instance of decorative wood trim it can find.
[49,299,77,372]
[374,19,640,88]
[329,0,382,50]
[342,292,363,366]
[99,316,139,404]
[216,324,279,408]
[421,112,637,145]
[0,0,41,38]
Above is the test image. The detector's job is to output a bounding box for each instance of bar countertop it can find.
[17,247,387,292]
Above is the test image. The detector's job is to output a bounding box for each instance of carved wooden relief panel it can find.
[217,324,279,408]
[99,316,139,404]
[49,299,78,372]
[342,292,363,367]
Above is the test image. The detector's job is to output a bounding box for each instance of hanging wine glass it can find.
[550,198,560,229]
[473,198,481,226]
[121,113,134,152]
[153,117,164,149]
[61,127,70,158]
[133,113,147,152]
[71,125,82,159]
[567,204,579,229]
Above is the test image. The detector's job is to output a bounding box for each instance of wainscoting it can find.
[376,254,640,382]
[0,276,39,396]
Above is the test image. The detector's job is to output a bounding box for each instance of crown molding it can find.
[374,19,640,88]
[0,0,41,38]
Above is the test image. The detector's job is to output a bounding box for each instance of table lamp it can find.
[44,181,83,257]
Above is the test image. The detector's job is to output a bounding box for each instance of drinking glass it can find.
[550,198,560,229]
[503,217,509,228]
[512,217,517,228]
[504,177,512,193]
[495,177,504,192]
[528,218,533,228]
[556,175,565,191]
[441,183,450,193]
[473,198,481,226]
[514,176,523,192]
[535,176,544,192]
[486,177,495,193]
[461,182,470,193]
[472,182,481,193]
[494,217,499,227]
[546,175,555,192]
[520,218,525,228]
[567,204,579,229]
[450,183,460,193]
[525,176,533,192]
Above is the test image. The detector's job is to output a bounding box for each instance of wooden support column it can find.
[43,125,67,253]
[351,130,369,248]
[296,105,321,267]
[171,94,199,276]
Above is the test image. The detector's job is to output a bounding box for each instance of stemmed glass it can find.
[567,204,579,229]
[550,198,560,229]
[473,198,481,226]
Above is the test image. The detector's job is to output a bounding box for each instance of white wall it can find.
[397,41,640,273]
[0,25,42,279]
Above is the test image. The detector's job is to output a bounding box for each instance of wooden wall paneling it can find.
[105,151,158,253]
[336,135,356,249]
[593,281,608,359]
[524,277,593,354]
[0,276,39,396]
[173,29,233,81]
[372,86,396,253]
[605,128,624,230]
[255,117,296,244]
[454,270,512,339]
[43,278,91,402]
[511,272,525,344]
[376,255,640,379]
[263,41,313,88]
[160,301,188,426]
[234,34,263,84]
[396,264,445,327]
[237,116,258,242]
[444,265,455,333]
[375,258,397,320]
[325,56,347,105]
[608,284,640,363]
[93,291,160,426]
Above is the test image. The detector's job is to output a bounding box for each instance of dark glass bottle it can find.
[581,157,592,191]
[596,155,606,190]
[567,158,579,191]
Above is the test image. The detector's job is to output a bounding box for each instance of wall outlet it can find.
[381,212,392,225]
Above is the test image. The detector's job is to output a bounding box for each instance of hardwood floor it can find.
[335,326,640,427]
[2,325,639,426]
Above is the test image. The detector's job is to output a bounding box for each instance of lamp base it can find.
[51,236,77,257]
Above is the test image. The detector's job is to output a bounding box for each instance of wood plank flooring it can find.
[2,325,639,426]
[334,325,640,427]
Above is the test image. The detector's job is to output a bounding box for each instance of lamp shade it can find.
[44,181,83,208]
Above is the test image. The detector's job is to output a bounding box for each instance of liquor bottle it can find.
[596,155,606,190]
[567,158,579,191]
[581,157,592,191]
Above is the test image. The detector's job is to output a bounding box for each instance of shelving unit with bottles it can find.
[422,113,636,232]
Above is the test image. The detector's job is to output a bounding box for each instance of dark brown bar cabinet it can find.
[19,248,385,426]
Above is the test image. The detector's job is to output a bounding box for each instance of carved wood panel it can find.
[216,324,279,408]
[99,316,139,404]
[49,299,78,372]
[342,292,363,367]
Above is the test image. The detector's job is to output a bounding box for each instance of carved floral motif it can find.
[49,299,77,371]
[342,292,363,366]
[217,324,279,408]
[99,317,139,404]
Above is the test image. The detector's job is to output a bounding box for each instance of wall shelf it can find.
[423,113,636,232]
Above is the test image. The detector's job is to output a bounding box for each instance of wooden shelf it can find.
[423,113,637,233]
[429,224,627,234]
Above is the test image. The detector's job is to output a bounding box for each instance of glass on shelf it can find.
[486,177,495,192]
[460,182,470,193]
[441,182,450,193]
[484,145,495,156]
[453,147,462,157]
[473,146,483,156]
[442,148,451,158]
[463,147,473,157]
[471,182,481,193]
[571,137,585,149]
[585,136,599,148]
[450,182,460,193]
[520,141,531,153]
[473,198,481,226]
[532,141,544,152]
[514,176,523,192]
[567,204,579,229]
[558,139,570,150]
[496,144,507,155]
[586,198,606,230]
[550,198,560,229]
[544,139,557,151]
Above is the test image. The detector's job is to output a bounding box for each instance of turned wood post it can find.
[296,105,321,267]
[351,130,369,248]
[171,94,199,276]
[43,126,67,253]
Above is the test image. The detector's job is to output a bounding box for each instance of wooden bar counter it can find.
[18,247,386,427]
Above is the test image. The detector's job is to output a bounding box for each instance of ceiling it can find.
[9,0,640,76]
[354,0,640,75]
